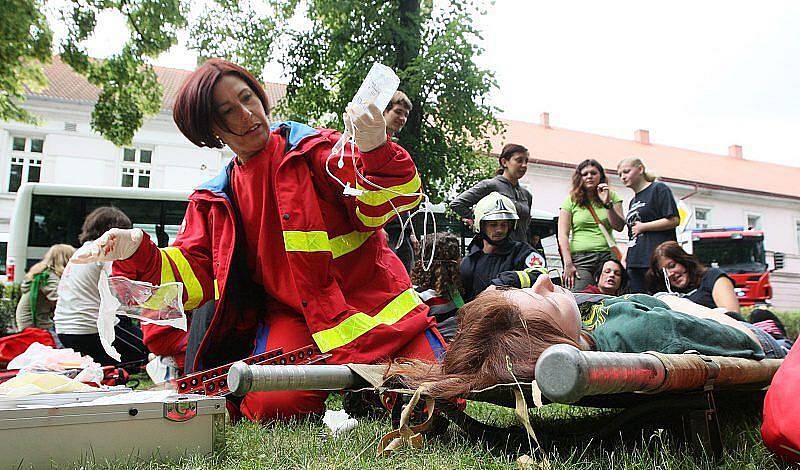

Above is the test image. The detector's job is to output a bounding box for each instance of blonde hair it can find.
[25,244,76,280]
[617,156,656,182]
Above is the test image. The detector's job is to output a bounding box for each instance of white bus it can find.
[6,183,190,283]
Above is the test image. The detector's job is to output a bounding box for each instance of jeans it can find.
[743,322,788,359]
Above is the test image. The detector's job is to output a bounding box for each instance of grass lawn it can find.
[88,311,800,469]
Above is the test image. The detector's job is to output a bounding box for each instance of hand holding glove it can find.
[72,228,144,264]
[344,102,387,153]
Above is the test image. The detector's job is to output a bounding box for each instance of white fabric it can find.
[54,242,114,335]
[7,342,103,385]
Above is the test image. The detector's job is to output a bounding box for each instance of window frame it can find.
[120,146,154,189]
[693,205,713,230]
[745,212,763,231]
[8,135,45,192]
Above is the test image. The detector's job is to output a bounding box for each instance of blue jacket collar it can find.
[195,121,320,199]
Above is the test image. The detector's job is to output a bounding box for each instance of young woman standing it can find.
[617,157,679,293]
[450,144,533,243]
[558,159,625,292]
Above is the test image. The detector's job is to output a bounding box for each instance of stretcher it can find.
[226,344,783,457]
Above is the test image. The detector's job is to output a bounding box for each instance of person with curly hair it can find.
[558,159,625,292]
[411,232,464,341]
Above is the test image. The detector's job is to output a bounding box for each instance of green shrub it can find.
[0,283,21,336]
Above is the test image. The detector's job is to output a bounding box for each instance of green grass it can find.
[74,393,793,469]
[79,310,800,469]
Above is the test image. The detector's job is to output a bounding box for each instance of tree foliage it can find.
[0,0,52,124]
[3,0,187,146]
[192,0,502,200]
[59,0,188,146]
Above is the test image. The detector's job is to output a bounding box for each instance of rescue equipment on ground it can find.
[177,344,328,397]
[226,344,783,459]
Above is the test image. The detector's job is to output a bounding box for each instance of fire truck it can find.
[680,227,784,306]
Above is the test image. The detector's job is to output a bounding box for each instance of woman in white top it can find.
[54,207,148,366]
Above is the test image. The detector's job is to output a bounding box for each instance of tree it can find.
[2,0,187,146]
[0,0,52,124]
[192,0,502,200]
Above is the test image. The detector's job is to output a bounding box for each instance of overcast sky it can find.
[62,0,800,167]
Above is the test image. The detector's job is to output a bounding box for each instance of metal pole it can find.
[535,344,667,403]
[227,363,358,396]
[535,344,782,404]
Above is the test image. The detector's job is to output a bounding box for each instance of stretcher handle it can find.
[228,363,357,396]
[535,344,667,403]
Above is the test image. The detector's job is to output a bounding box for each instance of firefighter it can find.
[74,59,444,422]
[459,192,545,302]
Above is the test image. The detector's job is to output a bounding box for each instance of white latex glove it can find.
[73,228,144,264]
[345,102,387,153]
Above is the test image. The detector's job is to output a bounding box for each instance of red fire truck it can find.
[682,228,784,306]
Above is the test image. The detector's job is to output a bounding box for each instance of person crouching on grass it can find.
[74,58,445,423]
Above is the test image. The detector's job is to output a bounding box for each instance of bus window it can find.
[29,195,84,247]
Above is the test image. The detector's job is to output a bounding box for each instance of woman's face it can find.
[483,220,511,242]
[503,274,582,344]
[580,165,602,190]
[211,74,270,159]
[502,152,528,180]
[617,162,643,188]
[597,260,623,295]
[659,257,690,289]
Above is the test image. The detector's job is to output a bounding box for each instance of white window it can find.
[8,136,44,192]
[796,220,800,253]
[694,207,712,229]
[121,147,152,188]
[746,213,762,231]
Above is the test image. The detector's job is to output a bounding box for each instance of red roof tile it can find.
[28,56,286,112]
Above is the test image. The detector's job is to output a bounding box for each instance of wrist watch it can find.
[603,201,614,209]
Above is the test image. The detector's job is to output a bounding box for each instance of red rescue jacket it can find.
[114,122,433,371]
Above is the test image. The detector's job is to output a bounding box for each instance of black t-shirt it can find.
[682,268,733,309]
[625,181,679,268]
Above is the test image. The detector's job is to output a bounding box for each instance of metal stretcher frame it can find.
[226,344,783,456]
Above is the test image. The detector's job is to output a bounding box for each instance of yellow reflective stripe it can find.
[517,271,530,288]
[284,231,374,259]
[213,279,220,301]
[311,288,423,352]
[356,172,422,206]
[283,231,331,253]
[159,250,176,284]
[355,196,423,228]
[141,283,182,310]
[163,247,204,310]
[329,231,372,258]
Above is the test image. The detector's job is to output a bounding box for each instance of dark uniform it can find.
[459,235,544,302]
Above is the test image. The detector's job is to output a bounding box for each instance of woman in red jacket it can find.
[75,59,443,422]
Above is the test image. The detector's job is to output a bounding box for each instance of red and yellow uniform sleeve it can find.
[112,200,215,312]
[312,138,422,232]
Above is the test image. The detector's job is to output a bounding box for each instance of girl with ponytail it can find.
[617,157,679,293]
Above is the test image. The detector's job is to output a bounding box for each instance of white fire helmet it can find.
[473,192,519,233]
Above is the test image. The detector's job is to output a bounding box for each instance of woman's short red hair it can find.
[173,59,271,149]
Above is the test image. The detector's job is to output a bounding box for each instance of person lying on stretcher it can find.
[408,273,782,398]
